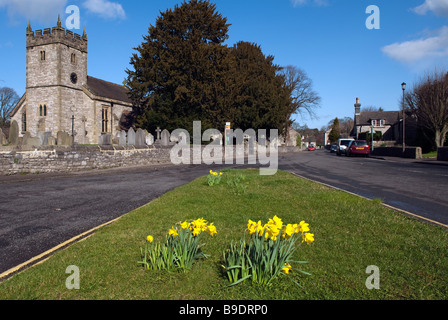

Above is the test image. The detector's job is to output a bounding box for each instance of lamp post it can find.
[401,82,406,153]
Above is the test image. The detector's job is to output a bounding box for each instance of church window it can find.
[40,51,46,61]
[39,104,47,117]
[71,53,76,64]
[22,112,27,132]
[102,107,110,133]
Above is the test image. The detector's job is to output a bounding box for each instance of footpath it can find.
[370,155,448,167]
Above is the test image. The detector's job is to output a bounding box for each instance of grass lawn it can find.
[0,169,447,300]
[422,151,438,159]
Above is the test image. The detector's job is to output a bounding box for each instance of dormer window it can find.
[40,50,46,61]
[371,119,385,127]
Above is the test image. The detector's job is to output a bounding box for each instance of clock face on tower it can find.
[70,73,78,84]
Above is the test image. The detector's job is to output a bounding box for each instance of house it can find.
[352,98,401,142]
[9,17,132,145]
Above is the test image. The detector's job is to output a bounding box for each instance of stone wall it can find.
[0,146,172,176]
[0,144,297,176]
[372,146,422,159]
[437,147,448,161]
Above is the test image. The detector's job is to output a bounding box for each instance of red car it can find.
[345,140,370,157]
[308,144,316,151]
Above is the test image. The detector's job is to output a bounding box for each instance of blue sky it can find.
[1,0,448,130]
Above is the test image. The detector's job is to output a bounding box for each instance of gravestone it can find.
[0,130,7,145]
[9,121,19,145]
[156,127,162,141]
[135,128,146,147]
[99,133,112,146]
[161,129,170,146]
[118,130,127,146]
[37,132,52,145]
[47,136,56,146]
[22,132,32,145]
[146,133,154,146]
[57,131,73,146]
[127,128,136,146]
[25,136,42,147]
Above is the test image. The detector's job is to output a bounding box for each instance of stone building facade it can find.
[10,17,132,145]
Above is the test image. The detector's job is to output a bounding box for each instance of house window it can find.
[40,50,46,61]
[22,112,27,132]
[39,104,47,117]
[379,119,385,127]
[371,120,377,127]
[101,107,110,133]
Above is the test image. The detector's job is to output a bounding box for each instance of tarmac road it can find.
[0,150,447,277]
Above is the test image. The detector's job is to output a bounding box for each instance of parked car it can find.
[308,144,316,151]
[336,138,354,156]
[345,140,371,157]
[330,144,337,153]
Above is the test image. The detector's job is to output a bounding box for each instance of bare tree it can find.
[280,65,321,140]
[0,87,20,127]
[405,71,448,148]
[282,65,320,118]
[361,106,384,112]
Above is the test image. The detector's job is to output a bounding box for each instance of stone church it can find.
[10,17,132,145]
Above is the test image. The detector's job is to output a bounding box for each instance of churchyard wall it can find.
[0,146,173,175]
[437,147,448,161]
[0,144,296,176]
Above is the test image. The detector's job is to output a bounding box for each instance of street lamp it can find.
[401,82,406,153]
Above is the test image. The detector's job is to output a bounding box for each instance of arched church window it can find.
[40,51,46,61]
[71,53,76,64]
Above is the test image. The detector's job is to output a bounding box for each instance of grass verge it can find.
[0,169,446,300]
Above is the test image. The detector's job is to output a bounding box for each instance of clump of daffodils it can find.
[207,170,223,186]
[139,218,217,273]
[247,215,314,244]
[223,215,314,287]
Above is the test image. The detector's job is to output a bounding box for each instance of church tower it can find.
[24,16,88,137]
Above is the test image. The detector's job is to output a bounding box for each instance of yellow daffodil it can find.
[299,221,310,233]
[192,227,202,237]
[247,220,258,235]
[169,227,179,237]
[302,233,314,244]
[209,170,213,174]
[282,224,296,239]
[208,223,217,236]
[180,221,189,229]
[146,235,154,243]
[219,172,223,176]
[282,263,292,274]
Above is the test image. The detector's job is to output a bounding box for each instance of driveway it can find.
[0,151,447,277]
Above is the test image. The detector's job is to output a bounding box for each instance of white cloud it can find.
[290,0,328,7]
[82,0,126,20]
[382,26,448,63]
[413,0,448,18]
[0,0,67,24]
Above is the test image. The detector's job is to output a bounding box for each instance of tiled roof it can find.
[86,76,132,104]
[356,111,400,126]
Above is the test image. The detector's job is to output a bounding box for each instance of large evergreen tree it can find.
[125,0,305,137]
[125,0,232,134]
[229,41,291,133]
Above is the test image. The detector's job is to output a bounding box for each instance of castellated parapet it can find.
[26,25,87,53]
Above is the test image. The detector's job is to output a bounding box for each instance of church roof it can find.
[86,76,132,105]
